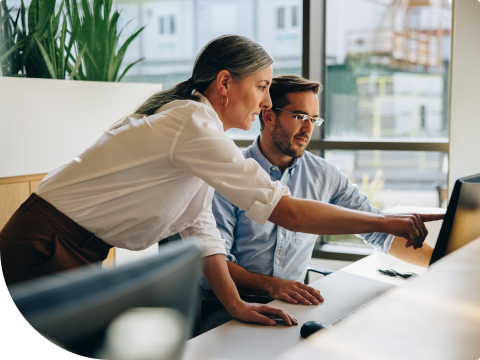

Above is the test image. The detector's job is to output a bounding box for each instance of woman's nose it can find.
[261,93,272,109]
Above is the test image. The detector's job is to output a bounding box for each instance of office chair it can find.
[304,264,334,284]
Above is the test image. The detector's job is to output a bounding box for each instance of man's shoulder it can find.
[242,145,254,159]
[301,150,337,172]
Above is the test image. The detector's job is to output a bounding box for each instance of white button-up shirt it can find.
[36,93,290,256]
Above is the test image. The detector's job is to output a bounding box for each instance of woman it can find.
[0,35,441,327]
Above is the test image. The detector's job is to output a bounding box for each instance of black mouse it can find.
[300,321,329,338]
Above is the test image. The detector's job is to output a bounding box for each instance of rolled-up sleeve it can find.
[171,105,290,225]
[329,164,394,254]
[179,204,226,258]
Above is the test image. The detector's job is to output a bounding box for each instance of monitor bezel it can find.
[429,173,480,264]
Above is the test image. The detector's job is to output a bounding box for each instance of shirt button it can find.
[279,233,284,238]
[275,259,280,264]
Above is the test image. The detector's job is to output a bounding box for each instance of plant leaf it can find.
[0,41,24,65]
[58,13,67,78]
[27,0,39,35]
[33,34,56,78]
[111,26,144,81]
[68,44,86,80]
[117,57,144,83]
[46,18,57,73]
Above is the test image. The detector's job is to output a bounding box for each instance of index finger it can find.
[419,214,445,222]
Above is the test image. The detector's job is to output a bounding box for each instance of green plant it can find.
[1,0,144,81]
[0,0,24,76]
[66,0,144,82]
[21,0,84,79]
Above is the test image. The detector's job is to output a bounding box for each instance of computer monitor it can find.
[430,173,480,264]
[8,241,202,357]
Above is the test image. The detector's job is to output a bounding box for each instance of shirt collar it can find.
[193,90,213,109]
[250,136,300,177]
[193,91,224,132]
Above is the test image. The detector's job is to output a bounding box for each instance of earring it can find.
[222,96,228,107]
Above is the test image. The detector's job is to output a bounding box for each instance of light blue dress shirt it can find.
[202,137,394,288]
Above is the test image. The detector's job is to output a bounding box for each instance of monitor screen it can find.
[430,173,480,264]
[8,241,202,357]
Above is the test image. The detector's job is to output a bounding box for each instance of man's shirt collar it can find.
[250,136,300,178]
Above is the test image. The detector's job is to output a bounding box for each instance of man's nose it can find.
[301,119,314,134]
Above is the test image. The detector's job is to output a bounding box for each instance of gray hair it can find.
[135,35,274,116]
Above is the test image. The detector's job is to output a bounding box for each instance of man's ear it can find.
[216,70,232,96]
[262,109,275,129]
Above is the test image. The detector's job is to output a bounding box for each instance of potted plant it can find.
[0,0,160,180]
[0,0,144,80]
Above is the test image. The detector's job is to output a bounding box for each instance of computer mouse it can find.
[300,321,329,338]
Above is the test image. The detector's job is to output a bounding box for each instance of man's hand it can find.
[229,301,298,326]
[267,278,324,305]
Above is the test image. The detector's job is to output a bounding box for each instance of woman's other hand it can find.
[229,301,298,326]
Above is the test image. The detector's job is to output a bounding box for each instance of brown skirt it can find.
[0,193,112,287]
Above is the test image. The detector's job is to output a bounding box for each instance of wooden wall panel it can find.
[103,248,116,269]
[29,180,43,193]
[0,182,30,229]
[0,173,115,267]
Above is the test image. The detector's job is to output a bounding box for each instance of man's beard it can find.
[271,120,309,159]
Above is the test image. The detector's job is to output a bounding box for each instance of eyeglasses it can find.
[275,108,324,127]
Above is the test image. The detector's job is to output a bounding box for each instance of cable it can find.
[376,268,417,280]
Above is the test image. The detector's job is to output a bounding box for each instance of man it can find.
[200,74,434,331]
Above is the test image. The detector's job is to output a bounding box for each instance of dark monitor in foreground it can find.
[430,173,480,265]
[8,241,202,357]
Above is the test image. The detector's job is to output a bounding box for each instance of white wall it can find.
[449,0,480,193]
[0,77,161,178]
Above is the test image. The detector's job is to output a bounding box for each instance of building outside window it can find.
[317,0,451,250]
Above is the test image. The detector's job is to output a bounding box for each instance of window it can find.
[277,7,285,29]
[158,15,175,36]
[169,15,176,35]
[310,0,452,253]
[292,6,298,27]
[159,17,164,34]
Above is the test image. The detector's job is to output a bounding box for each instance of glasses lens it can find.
[313,118,324,126]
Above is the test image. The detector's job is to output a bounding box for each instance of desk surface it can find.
[280,237,480,360]
[184,206,446,360]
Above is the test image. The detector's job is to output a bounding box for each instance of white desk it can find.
[184,206,446,360]
[280,237,480,360]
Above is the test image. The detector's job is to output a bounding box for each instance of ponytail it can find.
[109,35,273,131]
[135,77,197,116]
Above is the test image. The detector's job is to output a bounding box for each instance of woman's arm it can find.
[269,196,444,249]
[180,205,297,326]
[202,255,298,326]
